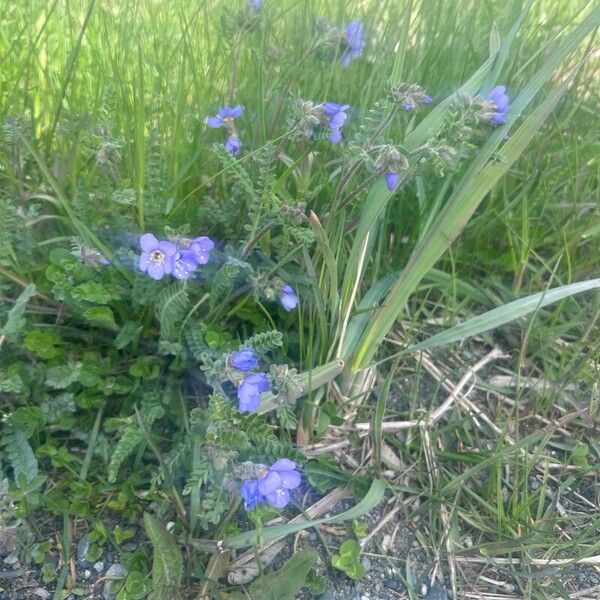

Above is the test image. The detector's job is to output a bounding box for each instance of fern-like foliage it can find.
[2,423,38,483]
[1,284,36,341]
[241,330,283,354]
[155,281,190,344]
[107,396,165,483]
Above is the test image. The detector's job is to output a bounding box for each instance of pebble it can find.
[3,554,18,565]
[93,560,105,573]
[76,534,90,563]
[102,563,127,600]
[384,577,401,591]
[361,556,372,572]
[424,585,447,600]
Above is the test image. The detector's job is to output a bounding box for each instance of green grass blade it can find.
[381,278,600,360]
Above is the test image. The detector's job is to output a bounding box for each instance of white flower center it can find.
[150,250,165,265]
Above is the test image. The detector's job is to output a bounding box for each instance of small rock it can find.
[83,569,91,580]
[76,534,90,563]
[384,578,401,591]
[361,556,372,572]
[0,527,18,556]
[102,563,127,600]
[93,560,105,573]
[424,585,447,600]
[3,554,18,565]
[31,588,51,599]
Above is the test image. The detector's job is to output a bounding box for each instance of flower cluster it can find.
[139,233,214,280]
[240,459,301,509]
[206,105,244,155]
[391,82,433,111]
[375,146,409,191]
[295,100,349,144]
[229,347,271,413]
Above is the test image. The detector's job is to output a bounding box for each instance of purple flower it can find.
[385,172,400,191]
[322,102,349,144]
[172,250,198,280]
[231,348,259,372]
[341,20,365,67]
[237,372,270,413]
[188,236,215,265]
[486,85,509,125]
[250,0,262,9]
[280,284,298,311]
[206,105,244,128]
[225,135,242,155]
[139,234,177,280]
[241,459,301,510]
[402,95,432,112]
[240,479,265,510]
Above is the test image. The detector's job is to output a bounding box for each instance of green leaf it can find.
[2,423,38,482]
[143,513,183,600]
[24,330,62,359]
[155,282,189,343]
[46,362,82,389]
[331,540,365,580]
[1,283,36,339]
[115,321,143,350]
[246,550,317,600]
[83,305,119,331]
[72,281,117,304]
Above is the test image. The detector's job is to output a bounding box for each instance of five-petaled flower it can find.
[240,459,301,510]
[231,348,260,372]
[139,234,214,281]
[139,234,177,280]
[341,20,366,68]
[280,284,298,311]
[322,102,349,144]
[486,85,509,125]
[237,372,270,413]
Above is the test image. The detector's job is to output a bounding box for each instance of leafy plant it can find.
[331,540,365,580]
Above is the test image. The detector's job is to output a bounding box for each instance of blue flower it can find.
[188,236,215,265]
[280,284,298,311]
[237,372,270,413]
[402,95,432,111]
[225,135,242,155]
[241,459,301,510]
[240,479,265,510]
[231,348,259,372]
[322,102,349,144]
[206,105,244,128]
[139,234,177,280]
[172,250,199,280]
[341,20,365,67]
[486,85,509,125]
[385,172,400,191]
[250,0,262,9]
